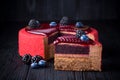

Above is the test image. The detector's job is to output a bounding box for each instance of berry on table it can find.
[22,54,32,65]
[38,60,47,67]
[31,55,43,63]
[31,62,39,69]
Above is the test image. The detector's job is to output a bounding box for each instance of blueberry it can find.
[31,62,39,69]
[31,55,43,63]
[80,34,89,42]
[38,60,46,67]
[27,19,40,29]
[22,54,32,65]
[49,22,57,27]
[75,22,84,28]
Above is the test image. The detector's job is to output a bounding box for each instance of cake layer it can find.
[54,41,102,71]
[55,44,89,54]
[54,56,101,71]
[45,43,55,59]
[54,35,95,54]
[54,35,94,45]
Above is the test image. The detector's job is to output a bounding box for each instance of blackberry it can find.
[26,19,40,30]
[22,54,32,65]
[76,30,85,38]
[31,55,43,63]
[76,33,81,38]
[60,16,69,25]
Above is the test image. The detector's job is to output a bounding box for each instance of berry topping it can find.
[76,33,80,38]
[54,35,94,45]
[38,60,47,67]
[22,54,32,65]
[76,30,85,38]
[80,34,89,42]
[75,22,84,28]
[60,16,69,25]
[49,22,57,27]
[26,19,40,30]
[31,55,43,63]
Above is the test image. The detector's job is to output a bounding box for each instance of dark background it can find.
[0,0,120,80]
[0,0,119,22]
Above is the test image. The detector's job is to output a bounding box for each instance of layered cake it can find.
[54,17,102,71]
[54,35,102,71]
[18,17,102,71]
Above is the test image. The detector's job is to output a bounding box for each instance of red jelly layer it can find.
[26,23,59,36]
[54,35,95,45]
[55,44,89,54]
[27,27,58,36]
[19,28,46,58]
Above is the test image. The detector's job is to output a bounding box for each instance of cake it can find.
[54,35,102,71]
[18,17,102,71]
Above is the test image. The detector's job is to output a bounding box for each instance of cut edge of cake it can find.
[54,41,102,71]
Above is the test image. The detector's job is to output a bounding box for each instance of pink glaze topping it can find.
[59,25,91,34]
[54,35,95,45]
[26,23,59,36]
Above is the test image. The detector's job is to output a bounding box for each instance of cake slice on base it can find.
[54,36,102,71]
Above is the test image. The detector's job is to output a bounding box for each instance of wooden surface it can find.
[0,21,120,80]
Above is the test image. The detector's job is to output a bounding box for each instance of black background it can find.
[0,0,119,22]
[0,0,120,80]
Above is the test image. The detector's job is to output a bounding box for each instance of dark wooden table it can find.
[0,20,120,80]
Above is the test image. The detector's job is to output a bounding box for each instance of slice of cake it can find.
[54,35,102,71]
